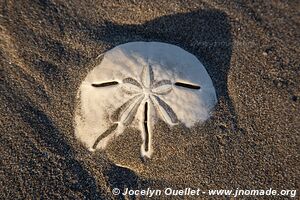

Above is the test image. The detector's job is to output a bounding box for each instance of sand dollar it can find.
[74,42,217,158]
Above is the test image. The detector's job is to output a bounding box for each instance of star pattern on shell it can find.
[115,64,179,126]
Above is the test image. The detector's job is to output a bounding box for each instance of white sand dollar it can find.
[75,42,217,158]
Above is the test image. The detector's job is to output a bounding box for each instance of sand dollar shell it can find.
[74,42,217,158]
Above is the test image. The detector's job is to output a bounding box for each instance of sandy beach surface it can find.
[1,0,299,199]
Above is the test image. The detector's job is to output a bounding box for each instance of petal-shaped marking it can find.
[122,78,142,94]
[122,84,142,94]
[111,95,141,122]
[152,80,172,95]
[151,95,178,125]
[123,77,142,88]
[116,94,144,125]
[141,65,154,88]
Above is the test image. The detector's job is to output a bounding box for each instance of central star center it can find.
[143,88,152,99]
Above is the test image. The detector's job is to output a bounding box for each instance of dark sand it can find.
[1,0,299,199]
